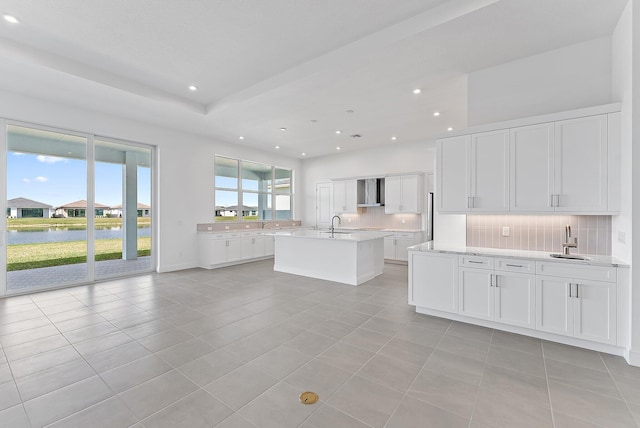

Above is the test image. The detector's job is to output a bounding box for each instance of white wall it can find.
[612,1,633,264]
[0,90,302,274]
[468,37,613,125]
[300,140,467,244]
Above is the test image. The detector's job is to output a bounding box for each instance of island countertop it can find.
[407,242,629,268]
[268,229,393,242]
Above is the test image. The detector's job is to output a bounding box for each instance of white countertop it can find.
[407,242,629,268]
[269,229,393,242]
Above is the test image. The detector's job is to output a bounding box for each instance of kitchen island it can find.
[270,230,392,285]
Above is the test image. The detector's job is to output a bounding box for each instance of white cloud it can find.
[22,178,30,184]
[36,155,66,164]
[34,176,48,183]
[13,152,25,156]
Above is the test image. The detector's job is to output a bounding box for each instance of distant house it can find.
[107,203,151,218]
[55,200,111,217]
[6,197,53,218]
[215,205,257,218]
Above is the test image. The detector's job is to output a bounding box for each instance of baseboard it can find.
[157,261,198,273]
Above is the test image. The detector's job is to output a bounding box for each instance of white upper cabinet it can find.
[437,106,620,215]
[510,123,554,212]
[437,135,470,212]
[385,174,422,214]
[554,115,608,212]
[332,179,357,213]
[437,130,508,213]
[470,130,509,212]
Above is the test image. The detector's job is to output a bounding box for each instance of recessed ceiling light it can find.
[335,130,342,134]
[188,85,198,91]
[391,136,397,141]
[433,112,441,117]
[336,146,341,150]
[3,14,19,24]
[279,127,286,131]
[301,152,306,156]
[447,127,453,131]
[239,136,245,140]
[275,145,280,149]
[413,89,421,94]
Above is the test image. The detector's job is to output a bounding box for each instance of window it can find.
[214,156,293,222]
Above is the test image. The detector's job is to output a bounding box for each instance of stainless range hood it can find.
[357,178,385,207]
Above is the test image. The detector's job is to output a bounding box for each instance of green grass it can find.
[7,237,151,271]
[7,217,151,229]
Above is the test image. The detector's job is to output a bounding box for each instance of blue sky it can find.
[8,152,151,207]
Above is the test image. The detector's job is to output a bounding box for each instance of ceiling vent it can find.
[350,134,362,138]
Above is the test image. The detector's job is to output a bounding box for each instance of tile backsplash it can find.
[339,206,422,230]
[466,215,612,256]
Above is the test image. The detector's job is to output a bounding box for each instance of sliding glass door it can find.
[4,123,154,292]
[94,139,152,279]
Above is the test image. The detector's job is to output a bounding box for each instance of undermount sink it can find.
[550,253,590,261]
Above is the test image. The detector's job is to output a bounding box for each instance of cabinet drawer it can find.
[495,258,535,273]
[536,262,616,283]
[395,232,414,239]
[459,255,494,269]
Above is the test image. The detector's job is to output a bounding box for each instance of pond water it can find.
[7,226,151,245]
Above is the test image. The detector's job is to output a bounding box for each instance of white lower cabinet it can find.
[459,260,535,328]
[409,252,458,313]
[536,275,617,345]
[410,251,621,348]
[385,231,423,262]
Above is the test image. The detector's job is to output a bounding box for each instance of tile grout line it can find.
[466,328,494,428]
[380,317,460,427]
[598,352,640,428]
[542,341,557,428]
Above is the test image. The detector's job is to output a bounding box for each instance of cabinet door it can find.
[437,135,470,212]
[470,130,509,211]
[253,236,265,258]
[384,176,402,213]
[510,123,554,212]
[459,268,493,321]
[536,276,573,337]
[264,235,275,256]
[344,180,358,213]
[227,238,241,262]
[494,272,535,328]
[240,237,254,260]
[554,115,608,212]
[573,280,617,345]
[395,238,414,262]
[212,239,229,264]
[400,175,421,213]
[409,252,458,313]
[333,181,346,213]
[384,237,396,259]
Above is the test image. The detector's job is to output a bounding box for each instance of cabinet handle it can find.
[468,260,484,264]
[489,274,494,287]
[505,264,523,268]
[495,275,499,287]
[575,284,579,298]
[555,194,560,207]
[569,283,572,298]
[550,194,554,207]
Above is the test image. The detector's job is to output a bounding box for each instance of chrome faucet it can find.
[330,215,341,235]
[563,225,577,255]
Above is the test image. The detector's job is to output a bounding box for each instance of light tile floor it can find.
[0,260,639,427]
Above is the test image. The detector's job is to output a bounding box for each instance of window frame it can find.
[214,155,293,222]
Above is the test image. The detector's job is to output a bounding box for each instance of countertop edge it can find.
[407,244,630,268]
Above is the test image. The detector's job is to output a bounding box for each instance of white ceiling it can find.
[0,0,628,158]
